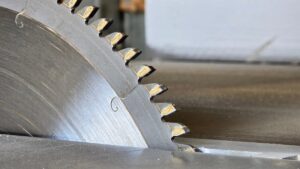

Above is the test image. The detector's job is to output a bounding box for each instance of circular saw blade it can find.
[0,0,191,151]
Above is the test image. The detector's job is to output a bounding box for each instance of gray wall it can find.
[146,0,300,63]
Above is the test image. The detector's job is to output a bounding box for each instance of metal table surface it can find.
[0,135,299,169]
[176,138,300,159]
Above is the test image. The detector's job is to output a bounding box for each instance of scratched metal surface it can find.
[1,134,300,169]
[0,0,179,150]
[0,0,177,150]
[0,6,150,148]
[144,61,300,145]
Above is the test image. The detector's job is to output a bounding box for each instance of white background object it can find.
[146,0,300,62]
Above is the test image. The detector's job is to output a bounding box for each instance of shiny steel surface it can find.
[0,0,176,150]
[177,138,300,159]
[0,7,146,148]
[1,134,300,169]
[145,61,300,145]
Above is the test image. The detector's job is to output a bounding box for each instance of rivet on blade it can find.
[119,48,141,64]
[106,32,127,47]
[157,103,176,117]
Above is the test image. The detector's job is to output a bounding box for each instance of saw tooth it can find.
[157,103,176,117]
[119,48,141,64]
[176,143,198,153]
[166,123,190,138]
[106,32,127,47]
[144,84,167,98]
[131,65,155,80]
[77,6,97,23]
[92,18,113,35]
[63,0,80,9]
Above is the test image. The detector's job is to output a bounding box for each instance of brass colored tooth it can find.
[77,6,97,21]
[119,48,141,64]
[63,0,79,9]
[181,146,196,153]
[132,65,155,80]
[157,103,176,117]
[145,84,167,98]
[92,18,113,34]
[176,144,197,152]
[167,123,190,138]
[106,32,127,47]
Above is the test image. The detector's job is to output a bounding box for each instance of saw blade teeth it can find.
[166,123,190,138]
[77,6,97,22]
[92,18,113,35]
[55,1,192,151]
[144,83,167,98]
[131,65,155,80]
[106,32,128,47]
[63,0,80,9]
[119,48,141,64]
[157,103,176,117]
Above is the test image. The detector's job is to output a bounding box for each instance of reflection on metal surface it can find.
[0,6,147,147]
[284,155,300,161]
[177,138,300,159]
[1,135,299,169]
[0,0,186,151]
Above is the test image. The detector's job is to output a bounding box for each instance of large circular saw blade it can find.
[0,0,190,151]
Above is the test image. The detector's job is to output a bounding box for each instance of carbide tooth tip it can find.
[145,84,167,98]
[167,123,189,138]
[133,65,155,80]
[177,144,197,153]
[63,0,79,9]
[92,18,113,34]
[120,48,141,64]
[77,6,97,21]
[157,103,176,117]
[106,32,127,47]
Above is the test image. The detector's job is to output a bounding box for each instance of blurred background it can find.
[92,0,300,146]
[96,0,300,63]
